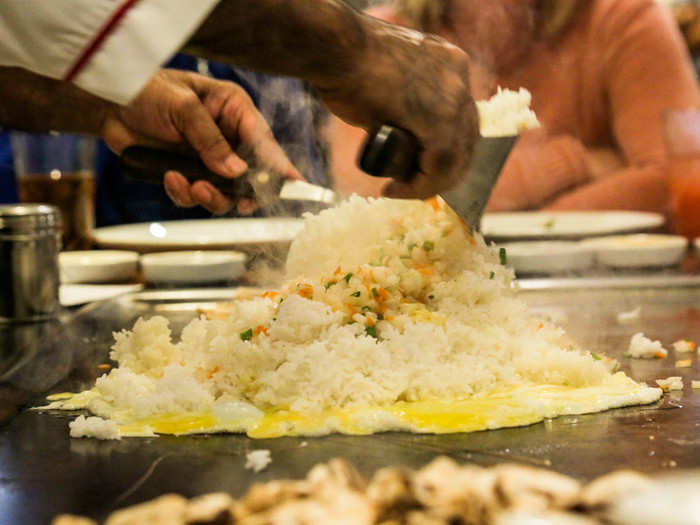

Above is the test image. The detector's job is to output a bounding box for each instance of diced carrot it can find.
[417,266,434,277]
[376,288,389,302]
[655,351,667,359]
[254,325,269,336]
[537,323,543,330]
[426,197,441,211]
[262,291,279,299]
[366,317,375,327]
[297,284,314,299]
[97,364,111,371]
[206,366,220,379]
[333,266,342,276]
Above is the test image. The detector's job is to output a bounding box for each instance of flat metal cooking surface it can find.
[0,284,698,524]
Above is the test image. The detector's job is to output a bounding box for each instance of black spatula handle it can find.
[359,125,421,182]
[120,146,285,199]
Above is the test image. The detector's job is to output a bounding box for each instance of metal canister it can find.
[0,204,61,322]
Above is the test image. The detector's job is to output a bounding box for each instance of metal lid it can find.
[0,203,61,236]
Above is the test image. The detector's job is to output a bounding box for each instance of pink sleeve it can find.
[487,131,591,211]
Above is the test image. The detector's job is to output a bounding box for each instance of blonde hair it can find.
[392,0,582,39]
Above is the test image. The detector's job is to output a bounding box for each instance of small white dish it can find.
[500,241,594,274]
[93,218,304,253]
[59,250,139,284]
[581,234,688,268]
[60,284,143,307]
[481,211,664,241]
[140,250,247,284]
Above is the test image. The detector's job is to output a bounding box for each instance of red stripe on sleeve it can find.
[63,0,143,83]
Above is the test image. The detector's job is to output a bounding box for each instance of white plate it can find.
[581,234,688,268]
[481,211,664,241]
[93,218,304,253]
[60,284,143,307]
[59,250,139,283]
[500,241,594,274]
[140,250,247,284]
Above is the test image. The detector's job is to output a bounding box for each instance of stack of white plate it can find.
[140,251,247,284]
[482,211,690,274]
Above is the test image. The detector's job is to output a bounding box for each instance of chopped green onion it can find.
[499,247,507,265]
[350,291,361,298]
[489,271,495,280]
[361,305,372,312]
[422,241,434,252]
[240,329,253,341]
[371,287,379,298]
[377,313,384,321]
[324,281,337,290]
[365,325,378,338]
[591,353,601,361]
[428,294,435,300]
[343,272,353,283]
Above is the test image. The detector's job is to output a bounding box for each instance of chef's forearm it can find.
[0,67,112,135]
[185,0,369,93]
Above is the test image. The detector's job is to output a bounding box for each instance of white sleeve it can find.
[0,0,221,105]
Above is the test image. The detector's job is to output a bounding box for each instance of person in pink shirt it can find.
[331,0,700,215]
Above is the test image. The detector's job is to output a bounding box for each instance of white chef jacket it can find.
[0,0,221,105]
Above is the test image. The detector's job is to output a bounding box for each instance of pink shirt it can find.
[334,0,700,215]
[492,0,700,213]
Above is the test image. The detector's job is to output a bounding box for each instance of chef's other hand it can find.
[318,19,479,200]
[101,69,301,215]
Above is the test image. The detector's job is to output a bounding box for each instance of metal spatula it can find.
[359,125,516,231]
[120,146,338,207]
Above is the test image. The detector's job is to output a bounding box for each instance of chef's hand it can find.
[101,69,301,214]
[319,20,479,199]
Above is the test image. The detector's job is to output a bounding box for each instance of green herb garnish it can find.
[350,291,361,298]
[422,241,434,252]
[591,353,601,361]
[489,271,495,280]
[428,294,435,300]
[361,305,372,312]
[371,287,379,298]
[365,325,378,338]
[499,247,507,265]
[324,281,337,289]
[343,272,353,283]
[240,329,253,341]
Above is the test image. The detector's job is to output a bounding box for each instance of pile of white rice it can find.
[477,87,540,137]
[88,198,610,419]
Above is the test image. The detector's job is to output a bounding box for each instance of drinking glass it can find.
[664,109,700,240]
[11,132,97,250]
